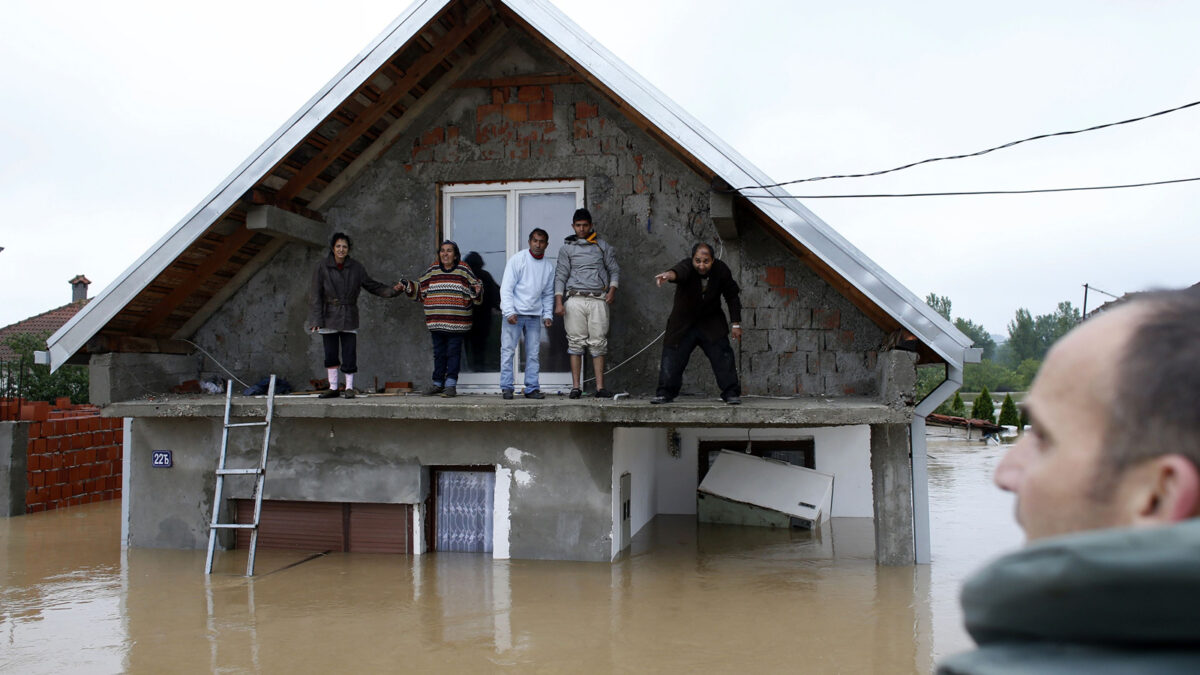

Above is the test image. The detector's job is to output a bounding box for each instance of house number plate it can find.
[152,450,173,468]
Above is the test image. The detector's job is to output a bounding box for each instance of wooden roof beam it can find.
[275,4,492,203]
[453,73,583,88]
[308,22,508,211]
[132,226,258,336]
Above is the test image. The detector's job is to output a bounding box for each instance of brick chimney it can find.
[69,275,91,303]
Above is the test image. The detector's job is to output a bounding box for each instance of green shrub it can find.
[971,386,995,421]
[2,332,89,404]
[998,393,1020,427]
[950,392,966,417]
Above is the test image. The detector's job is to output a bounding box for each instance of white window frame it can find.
[441,179,585,391]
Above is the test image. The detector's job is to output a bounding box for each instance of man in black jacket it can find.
[650,243,742,405]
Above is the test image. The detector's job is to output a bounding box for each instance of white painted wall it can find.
[656,429,697,514]
[662,426,874,518]
[611,427,663,559]
[492,466,511,559]
[811,426,873,517]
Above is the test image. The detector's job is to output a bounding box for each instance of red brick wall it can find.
[21,403,123,513]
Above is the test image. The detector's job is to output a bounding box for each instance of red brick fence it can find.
[1,397,124,514]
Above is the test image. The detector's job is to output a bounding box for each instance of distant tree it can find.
[1034,301,1080,355]
[963,359,1021,392]
[998,393,1020,427]
[925,293,952,321]
[950,391,966,417]
[1014,359,1042,390]
[971,386,995,422]
[2,332,89,404]
[1006,308,1039,365]
[915,364,945,404]
[955,317,997,361]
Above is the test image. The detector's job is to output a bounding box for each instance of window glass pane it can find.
[449,195,505,373]
[518,192,576,261]
[517,192,578,375]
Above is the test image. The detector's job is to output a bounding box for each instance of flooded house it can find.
[38,0,977,565]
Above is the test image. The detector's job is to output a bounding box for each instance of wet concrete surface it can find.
[1,435,1019,673]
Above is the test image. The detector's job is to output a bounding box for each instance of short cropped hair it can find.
[691,242,715,259]
[572,208,592,224]
[330,232,352,251]
[1103,286,1200,481]
[529,228,549,242]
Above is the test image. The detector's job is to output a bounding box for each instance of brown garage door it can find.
[234,500,414,554]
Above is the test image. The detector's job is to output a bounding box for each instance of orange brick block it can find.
[517,85,543,102]
[575,101,598,119]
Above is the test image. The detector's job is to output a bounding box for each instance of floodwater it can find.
[1,435,1020,674]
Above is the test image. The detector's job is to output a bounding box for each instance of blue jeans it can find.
[430,332,464,387]
[500,315,543,392]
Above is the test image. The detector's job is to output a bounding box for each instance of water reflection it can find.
[0,436,1020,673]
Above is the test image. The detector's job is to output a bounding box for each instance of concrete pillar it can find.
[1,421,30,516]
[871,422,914,565]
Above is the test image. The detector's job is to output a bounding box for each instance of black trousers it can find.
[655,326,740,399]
[322,332,358,373]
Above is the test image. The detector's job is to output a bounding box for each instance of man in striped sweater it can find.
[404,240,482,397]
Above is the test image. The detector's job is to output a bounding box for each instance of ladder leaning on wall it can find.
[205,374,277,576]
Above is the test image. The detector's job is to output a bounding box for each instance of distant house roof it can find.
[1086,281,1200,318]
[0,300,90,362]
[45,0,976,372]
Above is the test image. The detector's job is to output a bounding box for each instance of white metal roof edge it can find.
[508,0,973,367]
[45,0,450,370]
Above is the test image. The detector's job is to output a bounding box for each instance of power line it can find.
[739,175,1200,199]
[730,98,1200,191]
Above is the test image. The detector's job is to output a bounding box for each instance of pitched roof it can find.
[45,0,975,371]
[1,300,90,362]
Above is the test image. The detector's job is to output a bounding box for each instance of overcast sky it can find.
[2,0,1197,338]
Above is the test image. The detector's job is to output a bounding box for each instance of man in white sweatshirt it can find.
[498,228,555,399]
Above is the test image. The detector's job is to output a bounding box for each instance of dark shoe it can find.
[502,389,513,400]
[650,395,673,404]
[524,390,545,399]
[424,385,444,396]
[439,386,457,398]
[343,388,357,399]
[723,396,742,405]
[595,388,613,399]
[319,389,339,399]
[568,388,582,399]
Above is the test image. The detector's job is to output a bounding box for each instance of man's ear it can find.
[1129,454,1200,525]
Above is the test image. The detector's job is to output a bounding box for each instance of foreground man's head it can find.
[994,286,1200,541]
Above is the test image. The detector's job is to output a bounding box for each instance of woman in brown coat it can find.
[308,232,403,398]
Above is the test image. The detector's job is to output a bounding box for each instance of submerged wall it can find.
[124,416,616,562]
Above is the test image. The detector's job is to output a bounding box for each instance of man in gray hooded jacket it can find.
[939,286,1200,673]
[553,208,619,399]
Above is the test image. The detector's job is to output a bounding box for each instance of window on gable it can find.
[441,180,584,389]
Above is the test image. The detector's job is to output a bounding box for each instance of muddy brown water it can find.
[1,436,1019,673]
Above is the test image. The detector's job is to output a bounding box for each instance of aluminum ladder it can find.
[205,374,277,576]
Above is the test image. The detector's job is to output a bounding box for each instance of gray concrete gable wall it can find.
[185,31,888,399]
